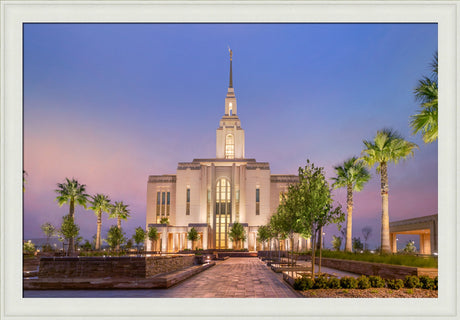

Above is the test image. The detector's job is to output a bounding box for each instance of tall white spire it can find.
[217,49,245,159]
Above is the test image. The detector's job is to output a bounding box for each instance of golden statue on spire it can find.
[228,46,233,60]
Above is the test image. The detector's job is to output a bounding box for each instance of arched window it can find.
[225,134,234,159]
[229,102,233,116]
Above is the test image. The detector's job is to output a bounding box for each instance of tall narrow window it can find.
[186,188,190,215]
[215,178,231,249]
[225,134,234,159]
[166,192,170,216]
[207,190,211,224]
[161,192,166,215]
[156,192,161,217]
[235,189,240,221]
[256,188,260,215]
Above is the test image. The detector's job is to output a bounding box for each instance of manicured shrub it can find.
[293,276,314,291]
[404,275,420,288]
[419,276,435,290]
[369,275,386,288]
[434,276,438,290]
[357,275,371,289]
[313,276,328,289]
[293,278,304,290]
[327,277,341,289]
[386,279,404,290]
[340,276,358,289]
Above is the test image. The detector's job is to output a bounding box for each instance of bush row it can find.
[293,275,438,291]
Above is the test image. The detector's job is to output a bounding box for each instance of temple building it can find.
[145,50,303,252]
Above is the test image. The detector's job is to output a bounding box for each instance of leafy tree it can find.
[297,160,344,277]
[59,215,80,255]
[269,210,287,261]
[362,226,372,251]
[276,185,304,265]
[332,157,370,252]
[41,222,56,246]
[187,227,200,250]
[55,178,88,254]
[81,240,92,251]
[331,235,342,251]
[109,201,130,250]
[352,237,364,252]
[257,225,272,251]
[148,226,160,252]
[106,225,126,251]
[23,240,35,255]
[361,129,417,253]
[403,240,417,253]
[89,194,112,250]
[75,236,83,250]
[132,227,146,252]
[410,52,438,143]
[229,222,247,249]
[125,239,133,250]
[160,217,170,225]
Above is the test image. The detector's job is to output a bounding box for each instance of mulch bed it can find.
[299,288,438,298]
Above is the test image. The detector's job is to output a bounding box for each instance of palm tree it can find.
[55,178,88,254]
[361,129,418,253]
[109,201,130,229]
[89,194,112,250]
[410,52,438,143]
[109,201,130,250]
[332,157,371,252]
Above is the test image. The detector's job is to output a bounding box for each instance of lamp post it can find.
[396,238,399,252]
[322,232,326,249]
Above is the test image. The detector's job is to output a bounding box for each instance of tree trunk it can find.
[316,229,321,251]
[380,162,391,253]
[96,211,102,250]
[319,226,323,275]
[345,183,353,252]
[68,199,75,255]
[311,230,316,279]
[117,218,121,251]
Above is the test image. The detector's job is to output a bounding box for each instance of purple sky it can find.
[23,23,437,250]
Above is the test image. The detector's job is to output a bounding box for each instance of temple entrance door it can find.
[215,178,231,249]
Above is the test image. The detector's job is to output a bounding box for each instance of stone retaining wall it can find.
[311,257,437,279]
[145,255,195,278]
[38,255,195,279]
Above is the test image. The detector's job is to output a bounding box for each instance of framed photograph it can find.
[1,1,457,319]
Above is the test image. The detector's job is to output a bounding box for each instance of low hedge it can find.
[292,274,438,291]
[369,276,386,288]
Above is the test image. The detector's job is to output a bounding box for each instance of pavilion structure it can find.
[389,214,438,254]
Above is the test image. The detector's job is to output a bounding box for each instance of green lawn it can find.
[302,250,438,268]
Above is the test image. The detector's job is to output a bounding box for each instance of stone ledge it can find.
[24,262,215,290]
[307,257,438,280]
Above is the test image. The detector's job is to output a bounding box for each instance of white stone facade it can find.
[146,53,304,251]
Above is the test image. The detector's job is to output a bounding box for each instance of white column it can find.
[162,231,167,252]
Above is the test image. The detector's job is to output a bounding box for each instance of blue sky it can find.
[24,23,437,250]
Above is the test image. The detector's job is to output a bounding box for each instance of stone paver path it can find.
[167,257,299,298]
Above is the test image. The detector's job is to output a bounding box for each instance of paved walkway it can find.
[167,257,299,298]
[24,257,300,298]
